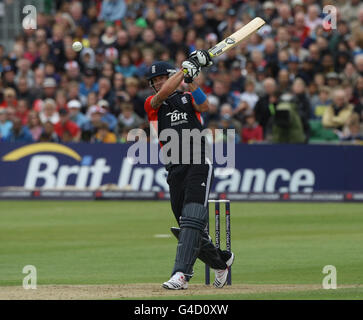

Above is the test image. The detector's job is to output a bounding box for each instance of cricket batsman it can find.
[144,51,234,290]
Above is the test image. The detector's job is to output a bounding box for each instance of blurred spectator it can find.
[79,69,98,104]
[15,58,34,87]
[16,77,36,106]
[124,77,146,119]
[262,1,277,24]
[292,78,311,141]
[54,108,81,142]
[4,117,33,142]
[0,109,12,141]
[81,105,105,142]
[311,86,333,120]
[118,102,143,132]
[238,79,259,110]
[93,122,117,143]
[16,99,29,126]
[272,93,306,144]
[42,77,57,100]
[305,4,322,32]
[241,110,263,144]
[254,78,279,137]
[339,113,363,142]
[322,89,354,131]
[39,121,60,143]
[98,99,117,132]
[39,98,59,124]
[116,52,138,78]
[168,26,190,61]
[97,77,116,113]
[27,111,43,142]
[99,0,127,23]
[68,100,88,128]
[0,88,17,109]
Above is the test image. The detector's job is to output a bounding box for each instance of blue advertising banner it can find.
[0,142,362,193]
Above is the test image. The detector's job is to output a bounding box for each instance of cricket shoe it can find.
[213,252,235,288]
[162,272,188,290]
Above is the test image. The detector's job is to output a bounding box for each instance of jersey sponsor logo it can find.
[166,110,188,126]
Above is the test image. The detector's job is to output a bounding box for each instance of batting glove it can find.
[182,58,201,83]
[189,50,213,68]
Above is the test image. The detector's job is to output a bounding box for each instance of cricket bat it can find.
[208,17,266,58]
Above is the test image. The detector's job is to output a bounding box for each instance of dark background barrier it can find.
[1,142,362,193]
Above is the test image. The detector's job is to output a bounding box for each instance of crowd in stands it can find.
[0,0,362,145]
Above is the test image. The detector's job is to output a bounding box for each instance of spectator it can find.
[254,78,279,136]
[261,1,277,24]
[15,58,34,87]
[168,26,190,61]
[54,108,81,142]
[39,121,60,143]
[305,4,323,32]
[70,2,90,31]
[241,110,264,144]
[42,77,57,100]
[2,66,17,88]
[39,98,59,124]
[15,99,29,126]
[93,122,117,143]
[115,52,138,78]
[97,77,116,113]
[0,88,17,109]
[0,109,13,140]
[79,69,98,105]
[118,102,143,132]
[311,86,333,120]
[80,48,96,70]
[16,77,36,106]
[27,111,43,142]
[4,117,33,142]
[98,99,117,132]
[115,30,131,52]
[99,0,127,23]
[124,77,146,119]
[81,105,105,142]
[292,78,311,141]
[272,93,306,143]
[68,100,88,128]
[137,28,166,60]
[340,112,363,142]
[238,79,259,110]
[322,89,354,131]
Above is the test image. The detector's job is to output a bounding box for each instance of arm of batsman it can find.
[182,59,201,83]
[189,50,213,68]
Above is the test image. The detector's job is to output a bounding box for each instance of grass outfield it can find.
[0,201,362,299]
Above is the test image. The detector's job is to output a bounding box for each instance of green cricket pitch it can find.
[0,201,362,300]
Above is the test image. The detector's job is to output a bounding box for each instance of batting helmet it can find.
[146,61,177,81]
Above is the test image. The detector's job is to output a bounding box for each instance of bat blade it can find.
[208,17,266,58]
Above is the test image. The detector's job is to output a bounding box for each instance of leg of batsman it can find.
[170,227,230,270]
